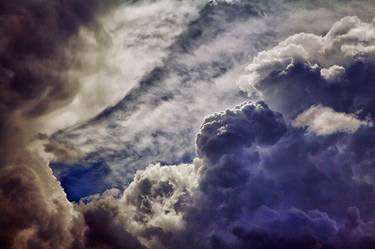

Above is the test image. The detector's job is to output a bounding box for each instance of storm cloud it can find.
[101,15,375,249]
[0,0,142,248]
[3,1,375,249]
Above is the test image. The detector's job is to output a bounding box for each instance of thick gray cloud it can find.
[196,101,286,161]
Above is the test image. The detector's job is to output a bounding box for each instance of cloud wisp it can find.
[292,105,372,136]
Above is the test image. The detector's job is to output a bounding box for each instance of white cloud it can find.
[41,0,205,133]
[320,65,346,82]
[120,162,199,230]
[239,16,375,95]
[292,105,372,135]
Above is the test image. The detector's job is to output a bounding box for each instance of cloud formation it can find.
[0,1,144,248]
[196,101,286,161]
[320,65,346,82]
[292,105,372,135]
[3,1,375,249]
[238,15,375,118]
[100,95,375,249]
[48,0,375,201]
[97,15,375,248]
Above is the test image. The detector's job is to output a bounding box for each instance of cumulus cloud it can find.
[239,15,375,92]
[72,10,375,249]
[238,16,375,117]
[73,162,199,249]
[74,195,145,249]
[161,103,375,249]
[196,101,286,162]
[120,163,199,233]
[75,101,288,248]
[320,65,346,82]
[293,105,372,135]
[119,98,375,249]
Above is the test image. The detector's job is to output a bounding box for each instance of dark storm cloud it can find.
[231,207,339,249]
[162,110,375,249]
[0,0,117,114]
[230,206,375,249]
[76,201,145,249]
[196,101,286,162]
[0,0,119,161]
[164,16,375,249]
[0,166,73,249]
[0,1,146,248]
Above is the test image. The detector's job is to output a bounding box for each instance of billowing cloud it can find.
[120,163,199,234]
[70,162,199,249]
[74,100,288,248]
[103,97,375,249]
[320,65,346,82]
[196,101,287,162]
[238,15,375,118]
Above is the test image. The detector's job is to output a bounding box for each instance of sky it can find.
[2,0,375,249]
